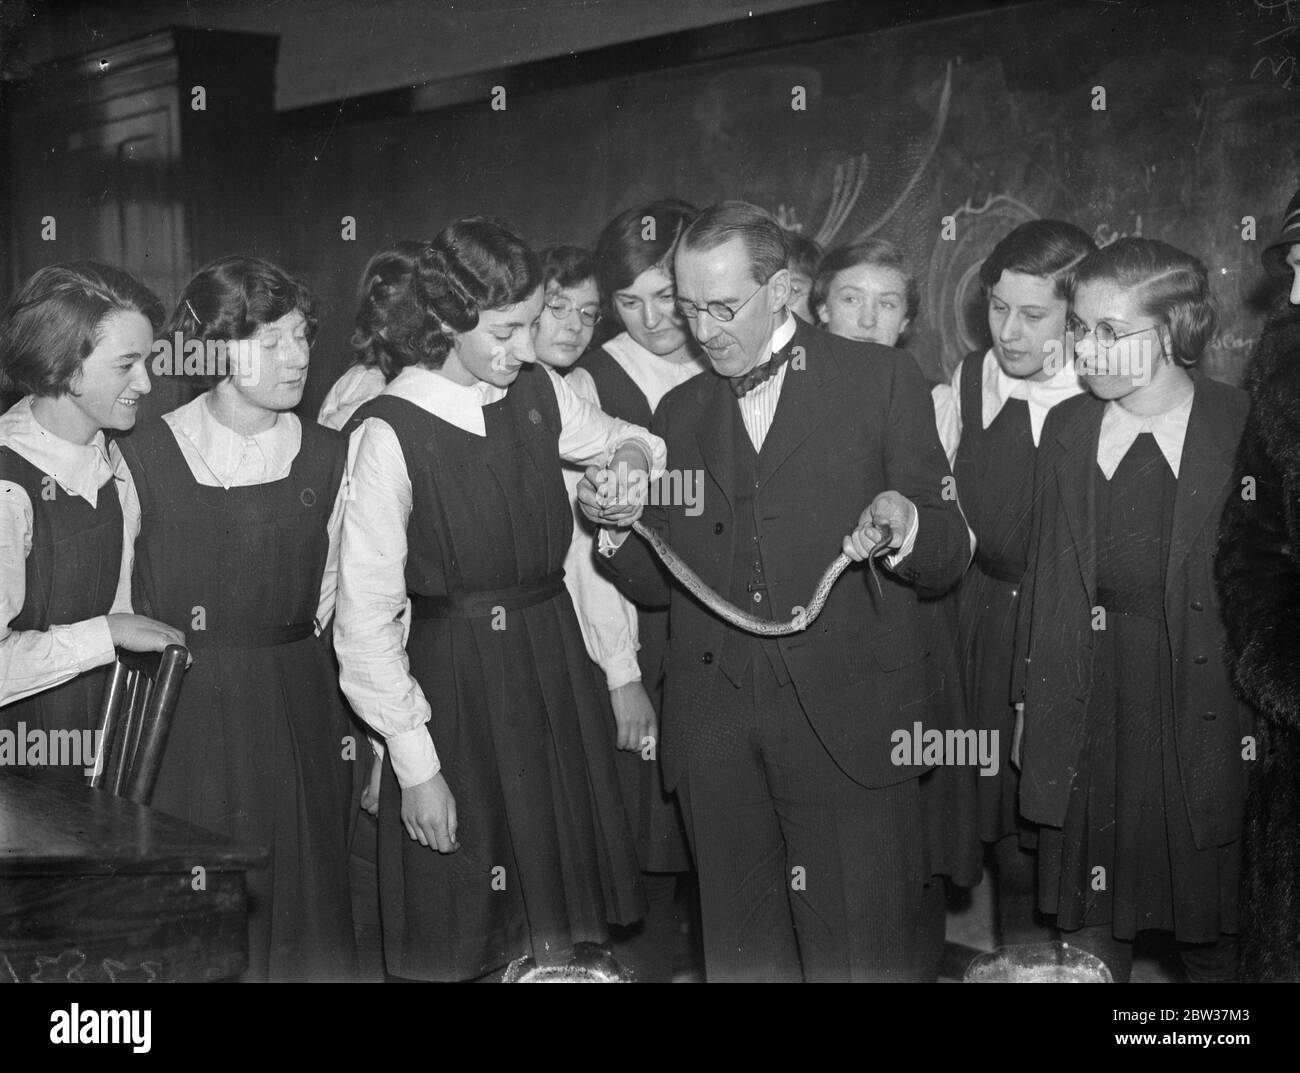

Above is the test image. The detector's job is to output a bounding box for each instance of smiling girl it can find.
[116,256,358,981]
[1,262,185,779]
[334,217,664,981]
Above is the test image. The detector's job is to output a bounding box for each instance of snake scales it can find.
[629,519,893,637]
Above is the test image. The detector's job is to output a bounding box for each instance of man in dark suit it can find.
[578,201,971,981]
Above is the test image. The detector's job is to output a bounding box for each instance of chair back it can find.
[89,644,188,805]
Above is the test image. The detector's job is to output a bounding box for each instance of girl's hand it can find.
[106,613,187,653]
[401,772,459,853]
[609,680,657,753]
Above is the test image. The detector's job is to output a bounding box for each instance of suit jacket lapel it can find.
[757,320,829,489]
[695,374,738,512]
[1166,380,1234,600]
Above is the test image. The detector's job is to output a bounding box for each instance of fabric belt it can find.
[186,621,316,651]
[410,571,565,619]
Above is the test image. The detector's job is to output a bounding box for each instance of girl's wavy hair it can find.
[349,240,431,382]
[0,261,163,398]
[413,216,542,369]
[165,256,319,386]
[1068,237,1218,368]
[594,198,697,313]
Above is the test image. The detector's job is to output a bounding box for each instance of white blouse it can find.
[318,364,387,432]
[1096,390,1194,480]
[334,364,667,790]
[933,347,1085,466]
[162,393,346,632]
[0,397,137,708]
[561,367,642,691]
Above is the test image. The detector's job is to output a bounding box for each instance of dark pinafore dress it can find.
[578,349,692,875]
[1037,433,1239,941]
[0,446,121,781]
[117,419,358,982]
[348,366,645,982]
[952,352,1039,842]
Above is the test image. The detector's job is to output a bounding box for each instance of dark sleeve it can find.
[1011,408,1059,705]
[883,352,968,597]
[1216,411,1300,729]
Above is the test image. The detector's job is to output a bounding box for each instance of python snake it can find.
[629,519,893,637]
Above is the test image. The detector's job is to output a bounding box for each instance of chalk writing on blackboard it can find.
[1250,0,1298,89]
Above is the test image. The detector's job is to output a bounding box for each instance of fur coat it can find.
[1218,299,1300,981]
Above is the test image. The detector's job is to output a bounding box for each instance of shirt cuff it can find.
[71,616,118,674]
[386,725,441,789]
[608,433,666,481]
[596,527,629,558]
[885,508,921,571]
[601,652,643,691]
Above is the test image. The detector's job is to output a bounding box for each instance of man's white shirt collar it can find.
[768,314,797,362]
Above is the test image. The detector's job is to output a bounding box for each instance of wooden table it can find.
[0,772,267,983]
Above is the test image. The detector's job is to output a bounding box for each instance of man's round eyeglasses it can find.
[546,297,602,327]
[674,281,766,323]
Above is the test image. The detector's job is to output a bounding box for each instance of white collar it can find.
[982,348,1085,445]
[769,313,797,361]
[1096,391,1195,480]
[382,365,507,437]
[0,395,115,506]
[166,392,300,488]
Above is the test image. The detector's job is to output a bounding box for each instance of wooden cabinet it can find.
[3,28,279,422]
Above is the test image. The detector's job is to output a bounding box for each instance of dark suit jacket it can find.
[1012,377,1254,849]
[600,317,969,791]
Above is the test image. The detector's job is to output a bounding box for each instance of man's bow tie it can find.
[730,345,793,398]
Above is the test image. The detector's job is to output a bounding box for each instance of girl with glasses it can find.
[1014,237,1251,982]
[117,256,358,981]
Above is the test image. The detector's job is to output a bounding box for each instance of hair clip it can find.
[184,299,201,325]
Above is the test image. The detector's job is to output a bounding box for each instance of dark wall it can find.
[270,0,1297,410]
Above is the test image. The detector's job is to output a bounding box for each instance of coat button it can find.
[1193,655,1208,664]
[702,651,714,664]
[1202,713,1217,721]
[1191,600,1204,611]
[752,591,763,604]
[714,522,724,534]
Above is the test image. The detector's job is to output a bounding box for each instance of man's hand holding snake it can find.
[843,490,916,562]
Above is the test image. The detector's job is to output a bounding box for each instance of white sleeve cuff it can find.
[601,652,643,691]
[596,528,629,558]
[886,508,921,571]
[387,726,441,789]
[71,616,118,674]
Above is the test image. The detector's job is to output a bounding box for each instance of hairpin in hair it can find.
[184,299,201,325]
